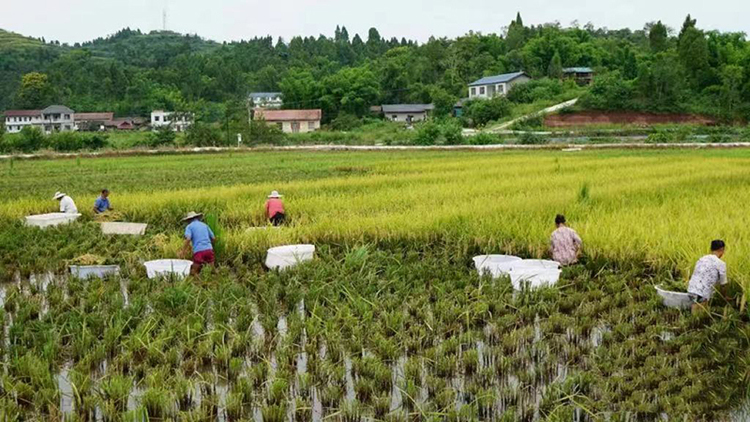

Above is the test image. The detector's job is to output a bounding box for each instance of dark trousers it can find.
[270,212,285,226]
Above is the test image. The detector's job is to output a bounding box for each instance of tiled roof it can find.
[382,104,434,113]
[3,110,42,117]
[563,67,594,73]
[74,112,114,121]
[254,109,322,121]
[469,71,529,87]
[42,105,75,114]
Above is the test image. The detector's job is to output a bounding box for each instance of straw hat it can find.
[182,211,204,222]
[268,191,283,198]
[53,191,66,200]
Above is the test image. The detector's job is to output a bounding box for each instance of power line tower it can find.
[162,8,168,31]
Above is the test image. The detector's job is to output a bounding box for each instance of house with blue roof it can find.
[467,71,531,100]
[563,67,594,85]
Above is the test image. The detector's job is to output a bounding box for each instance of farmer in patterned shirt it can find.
[687,240,728,313]
[550,214,582,266]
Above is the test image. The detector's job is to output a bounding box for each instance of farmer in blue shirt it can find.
[181,211,216,275]
[93,189,113,214]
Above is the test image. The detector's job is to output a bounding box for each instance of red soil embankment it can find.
[545,111,716,127]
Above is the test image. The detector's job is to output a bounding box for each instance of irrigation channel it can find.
[1,246,749,421]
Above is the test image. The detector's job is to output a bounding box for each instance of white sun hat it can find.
[268,191,283,198]
[53,191,66,200]
[182,211,204,222]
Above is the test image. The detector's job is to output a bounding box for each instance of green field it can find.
[1,149,750,420]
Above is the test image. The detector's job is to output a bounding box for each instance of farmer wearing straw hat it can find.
[265,191,286,226]
[53,192,78,214]
[181,211,216,275]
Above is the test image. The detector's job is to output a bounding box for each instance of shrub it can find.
[249,120,285,145]
[185,123,223,147]
[507,78,565,104]
[442,120,464,145]
[466,132,502,145]
[329,114,363,131]
[16,127,46,152]
[463,97,511,127]
[413,121,442,146]
[517,132,547,145]
[579,71,635,111]
[148,126,177,148]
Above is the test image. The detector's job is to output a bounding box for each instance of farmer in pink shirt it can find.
[550,214,582,266]
[265,191,286,226]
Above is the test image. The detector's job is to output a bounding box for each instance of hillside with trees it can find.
[1,14,749,125]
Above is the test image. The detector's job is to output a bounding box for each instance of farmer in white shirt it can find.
[687,240,728,313]
[53,191,78,214]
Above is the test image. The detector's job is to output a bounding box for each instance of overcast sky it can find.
[1,0,748,44]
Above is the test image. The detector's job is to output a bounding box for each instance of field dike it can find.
[2,237,749,421]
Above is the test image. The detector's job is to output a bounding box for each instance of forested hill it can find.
[1,15,749,123]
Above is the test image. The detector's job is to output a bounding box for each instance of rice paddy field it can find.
[2,149,750,421]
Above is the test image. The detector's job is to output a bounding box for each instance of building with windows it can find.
[563,67,594,86]
[249,92,283,109]
[254,109,321,133]
[3,105,76,134]
[382,104,434,123]
[468,71,531,99]
[74,112,114,131]
[151,110,193,132]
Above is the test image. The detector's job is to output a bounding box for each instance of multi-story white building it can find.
[249,92,283,109]
[3,105,76,134]
[151,110,193,132]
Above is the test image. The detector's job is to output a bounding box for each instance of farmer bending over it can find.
[550,214,582,266]
[265,190,286,226]
[182,211,216,275]
[54,191,78,214]
[687,240,728,313]
[93,189,113,214]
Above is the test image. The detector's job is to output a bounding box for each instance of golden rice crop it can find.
[2,149,750,293]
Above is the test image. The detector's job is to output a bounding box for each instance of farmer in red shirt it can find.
[265,191,286,226]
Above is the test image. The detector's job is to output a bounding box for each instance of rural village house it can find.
[74,112,114,131]
[382,104,434,123]
[151,110,194,132]
[3,105,76,134]
[468,71,531,99]
[254,109,322,134]
[563,67,594,85]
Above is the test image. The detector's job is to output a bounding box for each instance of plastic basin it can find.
[510,268,562,291]
[265,245,315,270]
[25,213,81,228]
[473,255,522,278]
[101,222,148,235]
[144,259,192,279]
[655,286,692,310]
[69,265,120,279]
[512,259,561,270]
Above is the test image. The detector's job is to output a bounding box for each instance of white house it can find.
[249,92,283,109]
[382,104,434,123]
[3,105,76,134]
[151,110,193,132]
[254,109,321,134]
[468,71,531,99]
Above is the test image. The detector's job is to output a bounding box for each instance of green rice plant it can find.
[294,397,313,422]
[225,390,244,421]
[268,377,288,405]
[97,374,131,412]
[261,404,287,422]
[320,384,344,408]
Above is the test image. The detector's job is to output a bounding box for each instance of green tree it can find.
[463,97,511,126]
[149,126,176,147]
[185,122,223,147]
[678,26,710,87]
[15,73,56,109]
[648,21,668,53]
[548,51,563,78]
[719,65,744,121]
[506,12,526,51]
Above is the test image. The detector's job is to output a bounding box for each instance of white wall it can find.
[4,114,75,134]
[385,112,428,123]
[151,111,194,132]
[273,120,321,133]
